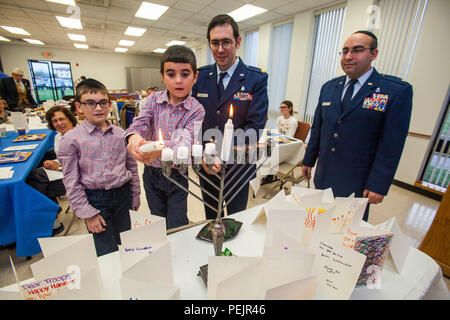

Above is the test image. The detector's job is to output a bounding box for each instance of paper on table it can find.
[120,278,180,300]
[119,240,173,286]
[252,190,300,225]
[9,256,26,299]
[31,235,101,288]
[3,144,38,151]
[120,211,167,243]
[375,217,410,274]
[265,208,307,246]
[43,167,63,181]
[46,267,101,300]
[0,166,14,179]
[207,256,260,300]
[290,186,334,205]
[11,112,28,133]
[328,197,368,234]
[264,275,318,300]
[310,234,366,300]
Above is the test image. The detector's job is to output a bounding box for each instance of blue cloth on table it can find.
[0,129,58,257]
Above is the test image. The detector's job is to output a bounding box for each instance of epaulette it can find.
[198,64,214,71]
[381,74,410,86]
[247,65,265,74]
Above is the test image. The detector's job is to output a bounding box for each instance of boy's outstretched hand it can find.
[127,134,162,164]
[86,214,107,233]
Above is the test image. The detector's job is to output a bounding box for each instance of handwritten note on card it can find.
[311,235,366,300]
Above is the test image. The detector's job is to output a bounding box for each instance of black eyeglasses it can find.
[79,100,110,109]
[209,40,233,50]
[339,46,375,56]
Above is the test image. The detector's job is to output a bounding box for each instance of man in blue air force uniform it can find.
[302,31,413,221]
[192,14,268,220]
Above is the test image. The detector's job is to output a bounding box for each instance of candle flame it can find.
[158,128,163,143]
[229,104,233,118]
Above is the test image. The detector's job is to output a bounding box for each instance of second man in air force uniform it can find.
[302,31,413,221]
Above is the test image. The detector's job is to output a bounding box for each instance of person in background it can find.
[0,98,10,124]
[125,45,205,229]
[302,30,413,221]
[0,68,37,112]
[26,106,78,236]
[277,100,298,137]
[58,78,141,256]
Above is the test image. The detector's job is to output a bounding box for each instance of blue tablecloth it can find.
[0,129,58,257]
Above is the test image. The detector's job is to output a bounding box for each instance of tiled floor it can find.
[1,162,449,294]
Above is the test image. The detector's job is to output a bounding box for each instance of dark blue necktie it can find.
[341,79,358,112]
[218,72,227,100]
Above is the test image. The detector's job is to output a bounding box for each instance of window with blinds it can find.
[372,0,428,80]
[245,30,259,67]
[303,6,346,123]
[266,21,293,129]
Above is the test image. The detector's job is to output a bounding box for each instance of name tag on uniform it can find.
[233,92,253,101]
[322,102,331,106]
[197,93,208,98]
[363,93,388,112]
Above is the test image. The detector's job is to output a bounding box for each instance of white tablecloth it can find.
[2,205,449,300]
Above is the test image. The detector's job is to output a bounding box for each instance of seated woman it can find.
[0,98,11,124]
[26,106,77,236]
[276,100,298,137]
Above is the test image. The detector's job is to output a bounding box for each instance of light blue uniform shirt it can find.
[341,67,374,100]
[216,57,240,90]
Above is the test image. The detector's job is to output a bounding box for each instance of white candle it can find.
[205,142,216,155]
[192,144,203,158]
[220,118,234,162]
[139,141,164,152]
[161,148,173,162]
[177,146,189,160]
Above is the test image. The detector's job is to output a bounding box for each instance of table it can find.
[1,205,449,299]
[97,205,449,300]
[0,129,58,257]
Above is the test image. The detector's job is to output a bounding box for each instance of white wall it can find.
[0,43,161,91]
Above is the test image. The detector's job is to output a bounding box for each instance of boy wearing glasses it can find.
[192,14,269,220]
[58,78,140,256]
[302,30,413,221]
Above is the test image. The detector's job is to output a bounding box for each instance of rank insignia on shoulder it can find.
[233,92,252,101]
[261,69,265,73]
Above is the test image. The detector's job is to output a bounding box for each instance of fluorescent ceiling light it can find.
[135,2,169,20]
[46,0,76,5]
[166,40,186,46]
[56,16,83,29]
[23,39,45,45]
[1,26,31,35]
[153,48,166,53]
[0,36,10,41]
[125,26,147,37]
[67,33,86,41]
[74,43,88,49]
[228,4,267,22]
[115,47,128,52]
[118,40,135,46]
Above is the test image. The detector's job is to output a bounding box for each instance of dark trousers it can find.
[26,167,66,203]
[199,164,253,220]
[143,166,189,229]
[85,182,132,257]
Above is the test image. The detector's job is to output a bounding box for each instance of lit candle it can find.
[161,148,173,162]
[139,128,165,152]
[220,104,234,163]
[177,146,189,160]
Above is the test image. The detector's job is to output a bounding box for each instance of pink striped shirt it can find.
[124,90,205,167]
[58,120,141,219]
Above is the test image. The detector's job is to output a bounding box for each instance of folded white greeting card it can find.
[120,211,167,243]
[119,240,173,286]
[264,275,318,300]
[120,277,180,300]
[265,208,306,246]
[252,190,300,225]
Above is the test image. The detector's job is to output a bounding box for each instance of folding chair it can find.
[263,121,311,198]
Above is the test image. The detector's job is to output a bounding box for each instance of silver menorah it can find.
[160,141,273,257]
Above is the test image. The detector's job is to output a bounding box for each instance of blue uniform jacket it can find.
[303,68,413,197]
[192,58,268,140]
